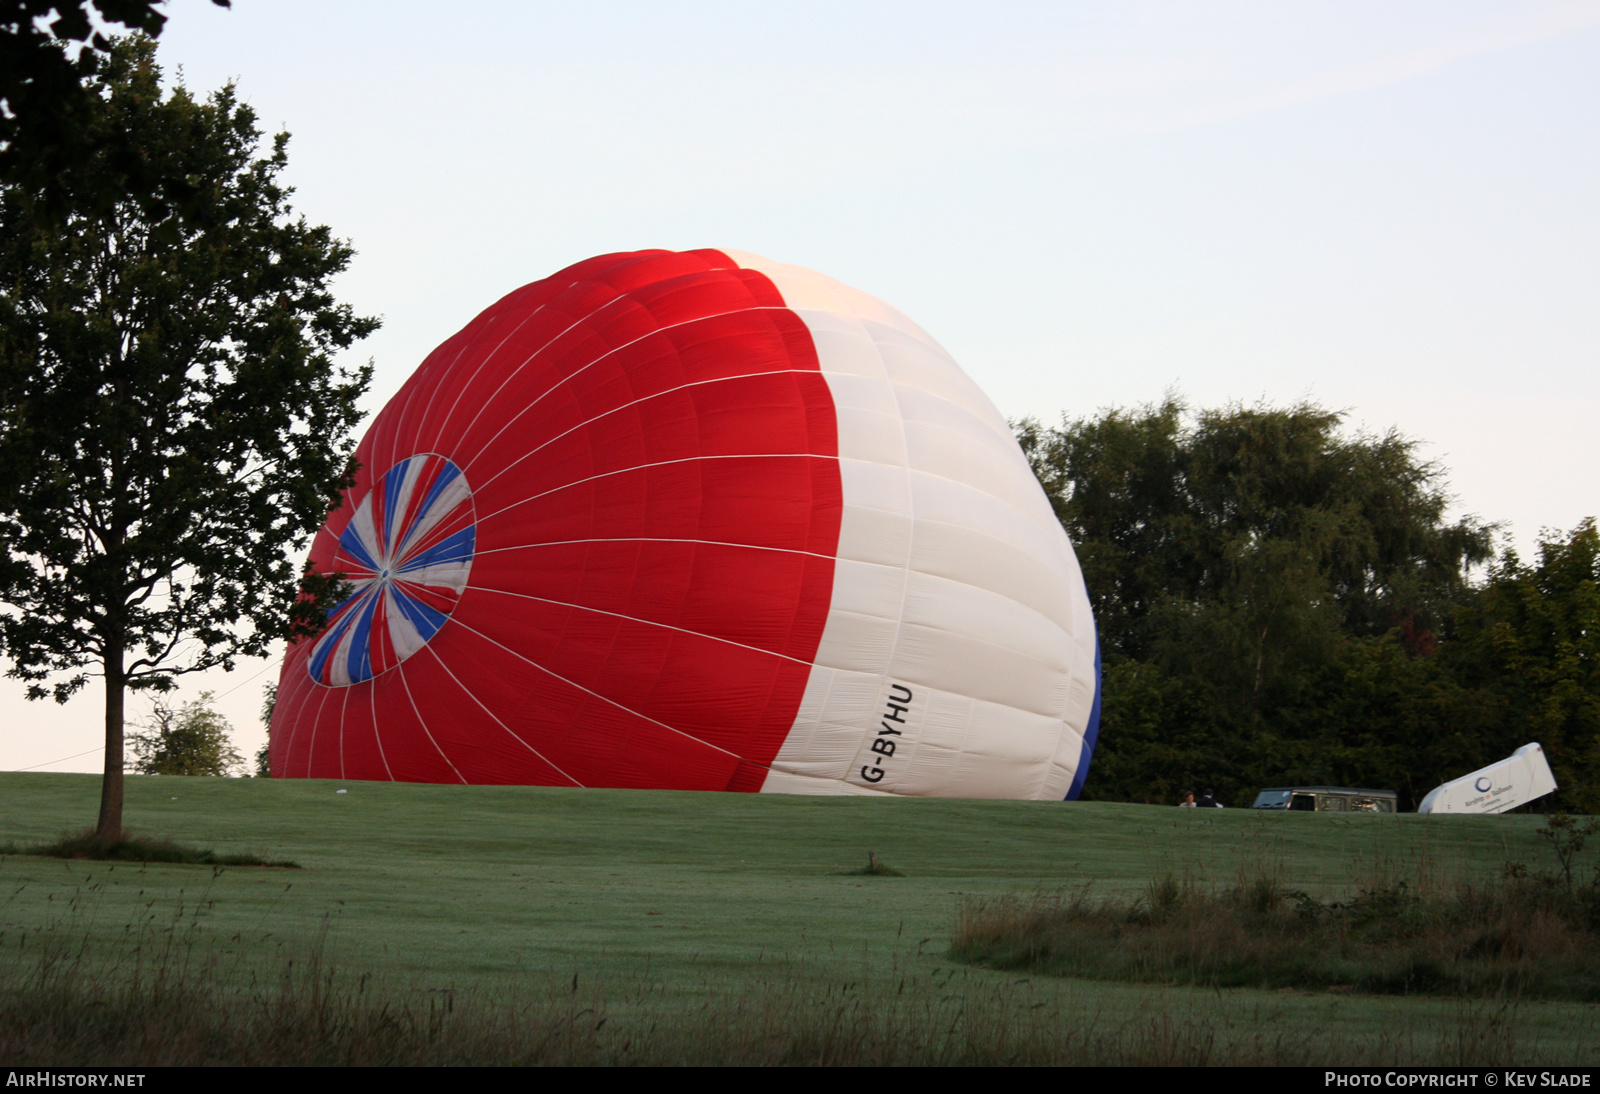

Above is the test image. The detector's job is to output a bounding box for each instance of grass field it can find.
[2,772,1596,1064]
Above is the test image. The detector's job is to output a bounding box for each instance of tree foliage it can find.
[1019,398,1493,666]
[129,690,243,776]
[1016,398,1534,808]
[0,36,376,836]
[1448,521,1600,813]
[255,680,275,777]
[1,2,229,210]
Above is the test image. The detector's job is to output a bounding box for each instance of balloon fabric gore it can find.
[273,249,1100,800]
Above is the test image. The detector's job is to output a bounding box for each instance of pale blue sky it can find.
[6,0,1598,771]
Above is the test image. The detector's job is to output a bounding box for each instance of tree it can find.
[129,690,243,776]
[0,36,377,839]
[1018,398,1493,666]
[254,680,275,777]
[1447,520,1600,812]
[1,2,230,212]
[1017,398,1495,805]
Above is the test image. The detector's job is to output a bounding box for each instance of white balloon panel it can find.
[724,252,1099,799]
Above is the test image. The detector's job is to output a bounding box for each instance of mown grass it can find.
[2,772,1597,1064]
[951,859,1600,1000]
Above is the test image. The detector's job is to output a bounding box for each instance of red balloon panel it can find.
[273,249,841,789]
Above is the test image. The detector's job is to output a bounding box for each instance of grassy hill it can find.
[1,772,1594,1064]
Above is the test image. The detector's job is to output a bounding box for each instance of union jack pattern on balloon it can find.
[307,454,476,686]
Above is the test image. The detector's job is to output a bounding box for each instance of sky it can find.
[5,0,1599,774]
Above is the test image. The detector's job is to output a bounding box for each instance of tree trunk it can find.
[95,640,126,842]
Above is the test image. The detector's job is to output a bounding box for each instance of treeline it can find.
[1018,399,1599,811]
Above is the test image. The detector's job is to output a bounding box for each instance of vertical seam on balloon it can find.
[852,322,916,792]
[276,664,319,777]
[370,681,395,781]
[301,683,334,780]
[747,296,882,791]
[763,666,841,793]
[396,659,468,784]
[266,669,297,774]
[455,305,804,482]
[1061,600,1101,801]
[822,352,1081,796]
[445,616,745,761]
[589,582,631,768]
[1019,518,1092,800]
[465,367,827,499]
[471,453,835,529]
[420,644,585,788]
[461,584,817,666]
[337,685,350,782]
[1064,630,1100,802]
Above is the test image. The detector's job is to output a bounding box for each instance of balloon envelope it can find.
[270,249,1100,799]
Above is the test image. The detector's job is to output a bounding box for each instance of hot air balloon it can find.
[269,249,1101,799]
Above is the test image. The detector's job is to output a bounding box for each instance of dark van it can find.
[1251,787,1398,813]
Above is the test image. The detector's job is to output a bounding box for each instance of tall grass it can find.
[0,870,1589,1066]
[0,936,1572,1066]
[951,859,1600,1000]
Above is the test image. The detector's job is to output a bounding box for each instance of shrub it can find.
[129,692,245,777]
[952,867,1600,1000]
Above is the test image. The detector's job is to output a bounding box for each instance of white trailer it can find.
[1417,743,1558,814]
